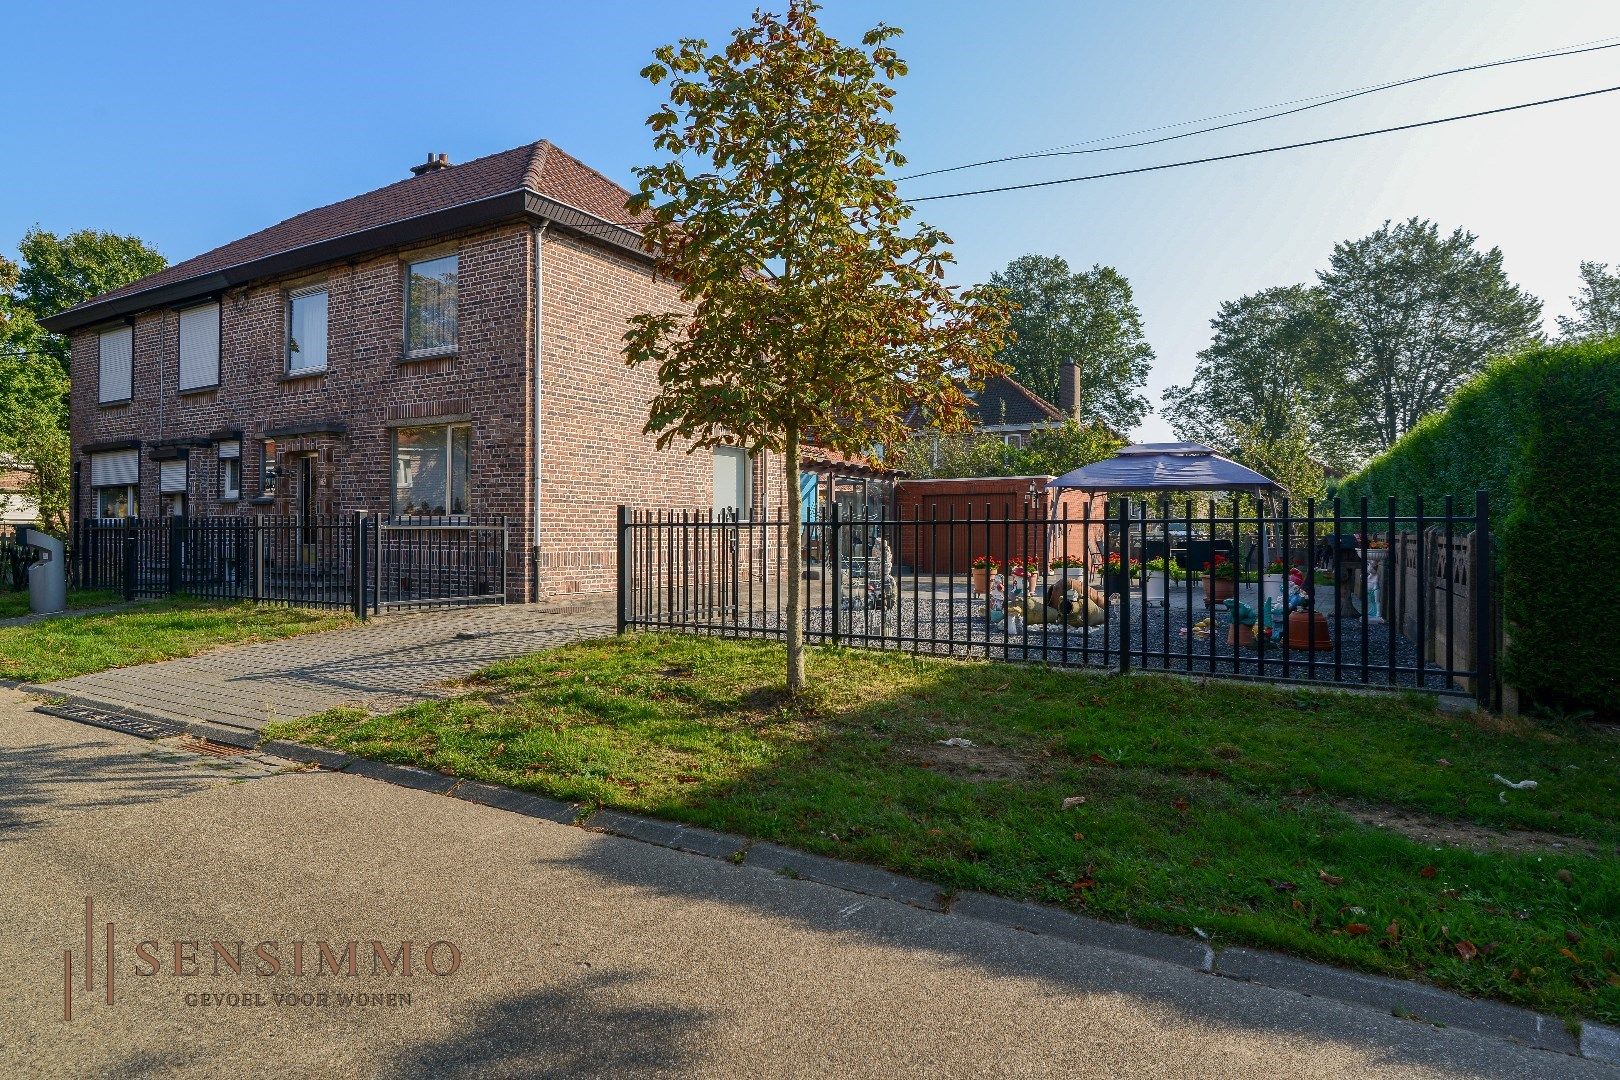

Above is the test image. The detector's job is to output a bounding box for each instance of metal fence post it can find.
[252,516,265,602]
[616,505,630,634]
[351,509,367,621]
[1473,489,1494,710]
[1117,498,1131,676]
[122,519,137,601]
[828,502,842,646]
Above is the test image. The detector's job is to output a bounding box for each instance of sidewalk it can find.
[3,692,1606,1080]
[28,599,615,733]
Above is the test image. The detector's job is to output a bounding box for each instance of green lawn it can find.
[265,633,1620,1022]
[0,588,124,621]
[0,599,352,682]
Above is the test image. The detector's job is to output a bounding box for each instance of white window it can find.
[287,286,329,373]
[404,254,458,358]
[392,424,469,516]
[98,325,133,403]
[159,459,188,495]
[177,303,220,391]
[90,449,139,518]
[713,446,750,520]
[218,440,241,500]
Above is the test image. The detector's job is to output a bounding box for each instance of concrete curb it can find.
[18,701,1603,1066]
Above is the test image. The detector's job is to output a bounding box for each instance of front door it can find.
[297,454,318,564]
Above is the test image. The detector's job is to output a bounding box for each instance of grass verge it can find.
[0,588,125,621]
[265,633,1620,1021]
[0,599,352,682]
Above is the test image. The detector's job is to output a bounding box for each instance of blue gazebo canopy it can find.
[1048,442,1282,493]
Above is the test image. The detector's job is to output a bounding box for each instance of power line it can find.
[898,35,1620,181]
[905,83,1620,203]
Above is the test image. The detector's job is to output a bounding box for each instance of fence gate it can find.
[618,494,1497,706]
[76,513,508,616]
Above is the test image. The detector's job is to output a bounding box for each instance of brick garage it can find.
[893,476,1105,573]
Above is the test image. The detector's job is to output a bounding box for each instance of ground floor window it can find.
[219,441,242,500]
[393,423,469,517]
[95,485,138,519]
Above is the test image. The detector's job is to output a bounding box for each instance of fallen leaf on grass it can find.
[1344,923,1371,937]
[1419,865,1437,879]
[1317,870,1343,887]
[1455,941,1479,961]
[1267,878,1298,892]
[1073,832,1084,841]
[1088,753,1112,767]
[1560,947,1582,965]
[1062,795,1087,810]
[1172,797,1189,813]
[1556,869,1574,884]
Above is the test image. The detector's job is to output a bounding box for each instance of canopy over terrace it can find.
[1047,442,1283,494]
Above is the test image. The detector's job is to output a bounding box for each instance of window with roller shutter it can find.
[160,459,188,495]
[178,303,220,391]
[98,326,133,403]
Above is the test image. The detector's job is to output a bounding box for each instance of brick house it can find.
[42,140,791,602]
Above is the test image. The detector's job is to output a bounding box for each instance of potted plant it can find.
[1202,553,1237,601]
[1141,556,1180,602]
[970,555,1000,596]
[1103,551,1138,594]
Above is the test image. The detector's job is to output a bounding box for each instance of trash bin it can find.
[21,527,66,615]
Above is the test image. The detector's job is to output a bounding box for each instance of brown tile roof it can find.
[53,140,652,322]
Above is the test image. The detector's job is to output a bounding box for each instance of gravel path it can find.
[654,582,1464,693]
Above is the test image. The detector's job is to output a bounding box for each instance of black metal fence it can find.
[1,531,27,593]
[76,513,509,616]
[617,493,1496,705]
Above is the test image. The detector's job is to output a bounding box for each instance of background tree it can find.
[1317,217,1541,453]
[894,419,1121,480]
[986,254,1153,430]
[1,232,165,532]
[1228,409,1327,503]
[16,228,166,373]
[1557,260,1620,342]
[624,1,1011,693]
[1160,284,1356,468]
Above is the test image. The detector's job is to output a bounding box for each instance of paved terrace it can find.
[32,599,616,733]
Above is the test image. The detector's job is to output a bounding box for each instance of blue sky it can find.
[6,1,1618,439]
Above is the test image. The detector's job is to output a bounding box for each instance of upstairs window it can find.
[98,325,133,403]
[287,286,329,374]
[178,303,220,391]
[392,424,469,517]
[404,254,458,358]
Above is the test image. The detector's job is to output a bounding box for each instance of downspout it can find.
[531,221,548,599]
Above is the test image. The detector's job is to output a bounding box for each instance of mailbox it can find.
[19,526,66,615]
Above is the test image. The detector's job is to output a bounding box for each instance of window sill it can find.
[250,496,275,506]
[279,369,327,384]
[178,384,219,397]
[97,398,132,409]
[399,351,457,366]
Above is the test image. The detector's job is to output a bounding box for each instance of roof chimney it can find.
[410,152,452,177]
[1058,359,1082,420]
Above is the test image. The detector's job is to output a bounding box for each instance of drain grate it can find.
[36,703,183,741]
[174,736,250,758]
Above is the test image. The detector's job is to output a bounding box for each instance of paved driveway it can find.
[35,600,615,732]
[1,692,1604,1080]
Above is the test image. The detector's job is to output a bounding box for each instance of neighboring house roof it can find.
[904,373,1063,431]
[802,444,902,479]
[41,140,654,334]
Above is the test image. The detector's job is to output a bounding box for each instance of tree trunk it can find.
[784,426,806,694]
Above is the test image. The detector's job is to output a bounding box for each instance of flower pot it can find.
[1203,576,1235,602]
[970,567,993,595]
[1143,570,1168,603]
[1227,622,1257,648]
[1286,610,1333,650]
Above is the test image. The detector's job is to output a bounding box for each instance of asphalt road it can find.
[0,689,1607,1079]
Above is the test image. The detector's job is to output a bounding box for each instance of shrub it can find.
[1337,338,1620,715]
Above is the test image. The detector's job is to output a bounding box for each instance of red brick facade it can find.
[67,218,760,602]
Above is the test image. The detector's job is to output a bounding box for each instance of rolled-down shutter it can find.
[178,303,220,391]
[216,440,241,459]
[90,449,139,487]
[98,326,133,403]
[160,459,188,494]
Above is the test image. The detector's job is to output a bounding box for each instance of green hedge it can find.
[1337,338,1620,716]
